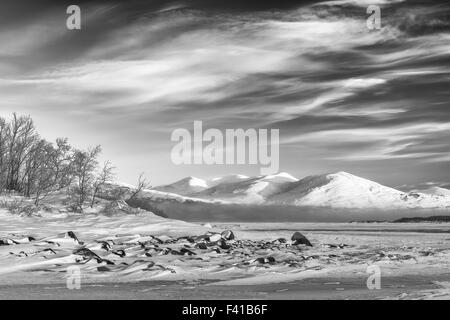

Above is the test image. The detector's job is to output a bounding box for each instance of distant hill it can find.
[394,216,450,223]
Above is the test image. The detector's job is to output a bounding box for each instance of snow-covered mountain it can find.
[152,171,450,209]
[417,187,450,197]
[398,182,450,198]
[153,176,209,196]
[208,174,250,187]
[268,171,450,209]
[191,172,298,204]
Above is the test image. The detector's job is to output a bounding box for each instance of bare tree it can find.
[0,117,8,193]
[90,161,115,207]
[20,138,75,205]
[50,138,74,190]
[0,114,116,212]
[6,113,38,191]
[71,146,102,212]
[127,172,151,201]
[22,139,52,199]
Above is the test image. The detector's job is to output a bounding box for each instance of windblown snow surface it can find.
[1,208,450,299]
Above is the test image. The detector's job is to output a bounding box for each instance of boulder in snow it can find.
[208,234,222,242]
[291,232,312,247]
[221,230,235,240]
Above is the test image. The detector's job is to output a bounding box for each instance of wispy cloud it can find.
[0,0,449,185]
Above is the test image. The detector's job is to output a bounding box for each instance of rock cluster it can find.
[1,229,318,276]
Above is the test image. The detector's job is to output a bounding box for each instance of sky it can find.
[0,0,449,187]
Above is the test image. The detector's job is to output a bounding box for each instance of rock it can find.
[97,266,111,272]
[151,236,164,244]
[180,248,196,256]
[102,259,115,265]
[18,251,28,257]
[186,236,196,243]
[73,247,103,262]
[100,241,111,251]
[177,236,195,243]
[208,234,222,242]
[143,261,156,270]
[67,231,79,242]
[0,238,17,246]
[169,249,183,255]
[253,257,276,264]
[267,256,276,264]
[112,249,126,257]
[73,247,114,265]
[170,248,196,256]
[41,248,56,255]
[196,242,208,250]
[218,240,231,250]
[276,238,287,244]
[255,257,266,264]
[221,230,235,240]
[158,248,170,255]
[291,232,312,247]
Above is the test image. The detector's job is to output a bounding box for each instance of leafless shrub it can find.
[90,161,115,208]
[127,172,151,201]
[0,198,38,216]
[101,199,140,216]
[69,146,102,212]
[109,187,129,201]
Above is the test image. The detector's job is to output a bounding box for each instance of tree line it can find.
[0,113,116,211]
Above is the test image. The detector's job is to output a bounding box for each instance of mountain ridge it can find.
[151,171,450,209]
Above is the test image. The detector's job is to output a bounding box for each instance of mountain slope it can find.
[411,186,450,197]
[268,172,450,209]
[410,186,450,197]
[208,174,250,187]
[192,172,298,204]
[153,176,209,196]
